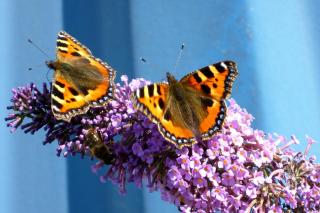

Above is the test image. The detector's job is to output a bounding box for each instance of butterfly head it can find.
[46,60,57,70]
[166,72,178,85]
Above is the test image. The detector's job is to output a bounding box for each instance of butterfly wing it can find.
[180,61,238,100]
[51,31,116,122]
[180,61,238,139]
[197,97,227,140]
[131,83,197,148]
[56,31,92,58]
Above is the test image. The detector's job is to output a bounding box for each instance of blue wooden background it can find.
[1,1,320,212]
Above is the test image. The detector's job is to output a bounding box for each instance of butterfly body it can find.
[132,61,238,148]
[166,72,203,140]
[48,31,115,122]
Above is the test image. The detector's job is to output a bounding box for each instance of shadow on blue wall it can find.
[63,1,143,213]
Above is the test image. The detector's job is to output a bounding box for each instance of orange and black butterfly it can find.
[46,31,116,122]
[131,61,238,148]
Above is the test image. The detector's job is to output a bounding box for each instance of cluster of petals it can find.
[5,76,320,212]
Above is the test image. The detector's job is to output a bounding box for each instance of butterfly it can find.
[131,61,238,148]
[46,31,116,122]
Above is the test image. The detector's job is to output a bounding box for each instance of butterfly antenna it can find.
[140,57,163,73]
[28,39,50,59]
[140,57,147,63]
[46,68,51,82]
[140,57,168,81]
[173,43,185,73]
[27,64,46,71]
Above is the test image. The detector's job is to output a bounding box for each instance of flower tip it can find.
[228,98,236,106]
[290,135,300,145]
[306,135,317,144]
[91,165,99,174]
[100,175,107,183]
[120,75,128,82]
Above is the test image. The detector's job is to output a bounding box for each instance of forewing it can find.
[131,83,196,148]
[51,72,89,122]
[131,83,168,123]
[180,61,238,100]
[56,31,92,60]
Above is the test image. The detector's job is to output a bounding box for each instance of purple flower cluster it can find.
[6,76,320,212]
[6,83,51,134]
